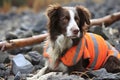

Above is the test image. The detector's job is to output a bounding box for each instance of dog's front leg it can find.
[26,66,49,80]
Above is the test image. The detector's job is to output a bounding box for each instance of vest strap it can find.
[106,41,119,58]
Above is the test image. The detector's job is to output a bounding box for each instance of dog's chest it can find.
[60,33,111,70]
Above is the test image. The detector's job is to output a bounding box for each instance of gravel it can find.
[0,0,120,79]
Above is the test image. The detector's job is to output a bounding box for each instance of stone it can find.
[20,24,31,31]
[22,31,33,38]
[0,63,11,78]
[25,51,45,65]
[14,71,21,80]
[12,54,34,75]
[20,46,33,53]
[31,13,47,34]
[115,44,120,52]
[32,42,44,54]
[88,26,109,40]
[7,46,32,55]
[0,51,10,63]
[0,63,5,70]
[0,13,8,21]
[88,24,119,46]
[7,48,25,55]
[7,75,15,80]
[5,32,18,41]
[91,68,120,79]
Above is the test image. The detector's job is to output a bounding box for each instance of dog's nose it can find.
[73,29,79,34]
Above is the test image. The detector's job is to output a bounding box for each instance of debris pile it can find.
[0,0,120,80]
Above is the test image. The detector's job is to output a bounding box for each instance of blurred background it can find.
[0,0,120,48]
[0,0,104,13]
[0,0,120,44]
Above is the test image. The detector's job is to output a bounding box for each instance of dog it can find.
[27,4,120,80]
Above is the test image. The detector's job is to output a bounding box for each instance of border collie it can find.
[27,4,120,80]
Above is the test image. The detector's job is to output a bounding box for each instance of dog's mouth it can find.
[67,35,80,39]
[67,33,80,39]
[65,30,81,39]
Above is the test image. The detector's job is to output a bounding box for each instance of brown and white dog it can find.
[27,4,120,80]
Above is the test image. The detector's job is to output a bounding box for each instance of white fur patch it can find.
[46,35,72,69]
[66,8,80,38]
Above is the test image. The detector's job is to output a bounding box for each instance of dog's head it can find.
[46,4,91,41]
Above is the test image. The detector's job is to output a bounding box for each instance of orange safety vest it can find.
[43,33,120,70]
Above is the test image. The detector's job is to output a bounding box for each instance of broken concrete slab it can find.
[12,54,34,75]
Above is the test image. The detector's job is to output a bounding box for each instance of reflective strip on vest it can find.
[106,41,119,57]
[72,38,83,64]
[113,47,119,57]
[89,33,99,69]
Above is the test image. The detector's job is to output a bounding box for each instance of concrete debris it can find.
[12,54,34,75]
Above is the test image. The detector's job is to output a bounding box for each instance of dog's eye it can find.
[75,16,79,23]
[61,16,69,23]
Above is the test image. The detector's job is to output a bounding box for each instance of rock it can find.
[7,46,32,55]
[20,24,31,31]
[0,51,10,63]
[7,75,15,80]
[14,71,21,80]
[88,26,109,40]
[0,70,5,77]
[32,42,44,54]
[5,32,18,41]
[91,68,120,79]
[0,63,11,79]
[0,64,5,70]
[25,51,45,66]
[12,54,34,75]
[7,48,25,55]
[14,29,25,38]
[115,44,120,52]
[37,72,84,80]
[14,29,33,38]
[0,13,8,21]
[21,46,33,53]
[88,25,119,46]
[22,31,33,38]
[31,13,47,34]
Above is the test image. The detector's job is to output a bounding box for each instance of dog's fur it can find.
[27,4,120,80]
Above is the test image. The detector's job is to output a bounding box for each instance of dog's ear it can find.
[46,4,62,41]
[76,5,91,27]
[46,4,62,19]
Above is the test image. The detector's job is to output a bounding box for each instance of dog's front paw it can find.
[26,77,37,80]
[26,74,40,80]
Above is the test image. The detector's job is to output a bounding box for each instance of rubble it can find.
[12,54,34,75]
[25,51,45,65]
[91,68,120,79]
[0,0,120,79]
